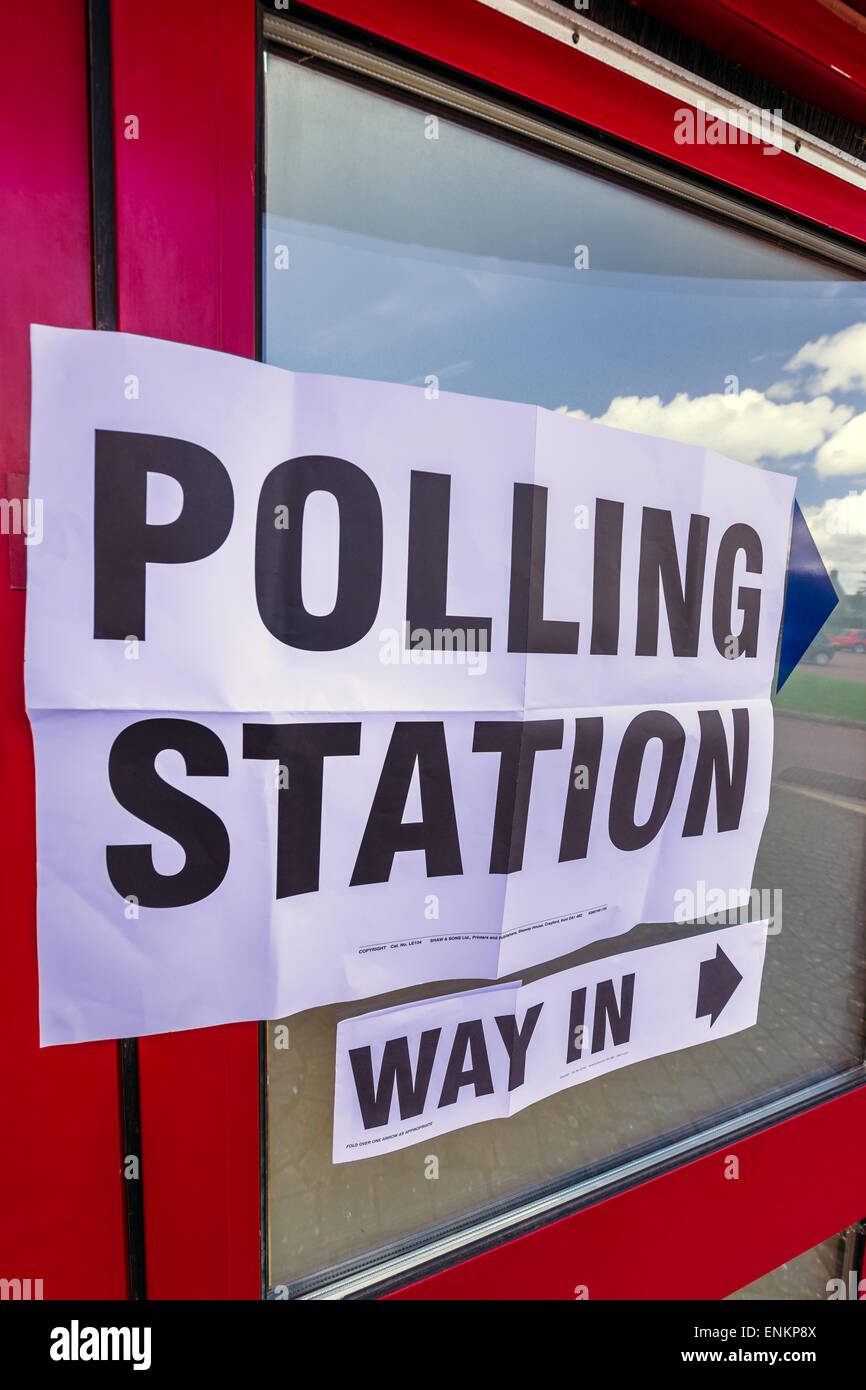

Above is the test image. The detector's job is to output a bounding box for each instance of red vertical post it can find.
[110,0,261,1300]
[0,0,128,1299]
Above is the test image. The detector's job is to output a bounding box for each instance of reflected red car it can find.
[829,629,866,652]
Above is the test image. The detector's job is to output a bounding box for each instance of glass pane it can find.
[264,52,866,1291]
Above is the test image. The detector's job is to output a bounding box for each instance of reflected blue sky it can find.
[264,57,866,594]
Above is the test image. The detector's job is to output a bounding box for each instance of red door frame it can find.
[7,0,861,1299]
[110,0,262,1303]
[0,0,129,1301]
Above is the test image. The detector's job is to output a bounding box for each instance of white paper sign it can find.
[26,327,794,1045]
[333,921,769,1162]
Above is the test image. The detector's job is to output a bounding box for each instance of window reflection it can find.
[264,51,866,1292]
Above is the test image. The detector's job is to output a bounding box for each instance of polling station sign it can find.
[25,326,794,1045]
[333,920,769,1161]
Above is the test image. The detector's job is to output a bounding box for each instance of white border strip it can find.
[477,0,866,192]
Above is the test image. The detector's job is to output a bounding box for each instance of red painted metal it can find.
[106,0,865,1300]
[388,1087,866,1299]
[4,474,28,590]
[0,0,128,1299]
[302,0,866,242]
[637,0,866,128]
[111,0,261,1300]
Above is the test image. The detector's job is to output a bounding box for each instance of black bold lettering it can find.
[590,499,624,655]
[713,524,763,658]
[349,1030,441,1129]
[508,483,579,653]
[473,719,564,873]
[566,988,587,1062]
[683,708,750,836]
[636,507,709,657]
[256,455,383,651]
[495,1004,543,1091]
[406,470,491,652]
[559,717,604,862]
[608,710,685,851]
[106,718,230,908]
[350,722,462,886]
[94,431,234,640]
[243,722,361,897]
[591,975,635,1052]
[438,1020,494,1107]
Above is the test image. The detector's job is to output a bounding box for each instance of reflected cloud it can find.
[773,320,866,398]
[802,486,866,593]
[556,389,851,466]
[814,410,866,479]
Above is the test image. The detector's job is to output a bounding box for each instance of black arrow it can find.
[696,945,743,1026]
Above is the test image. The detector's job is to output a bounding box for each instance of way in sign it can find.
[333,921,768,1161]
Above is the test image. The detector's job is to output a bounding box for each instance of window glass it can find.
[264,53,866,1291]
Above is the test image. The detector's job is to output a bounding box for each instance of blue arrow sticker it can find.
[777,499,839,692]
